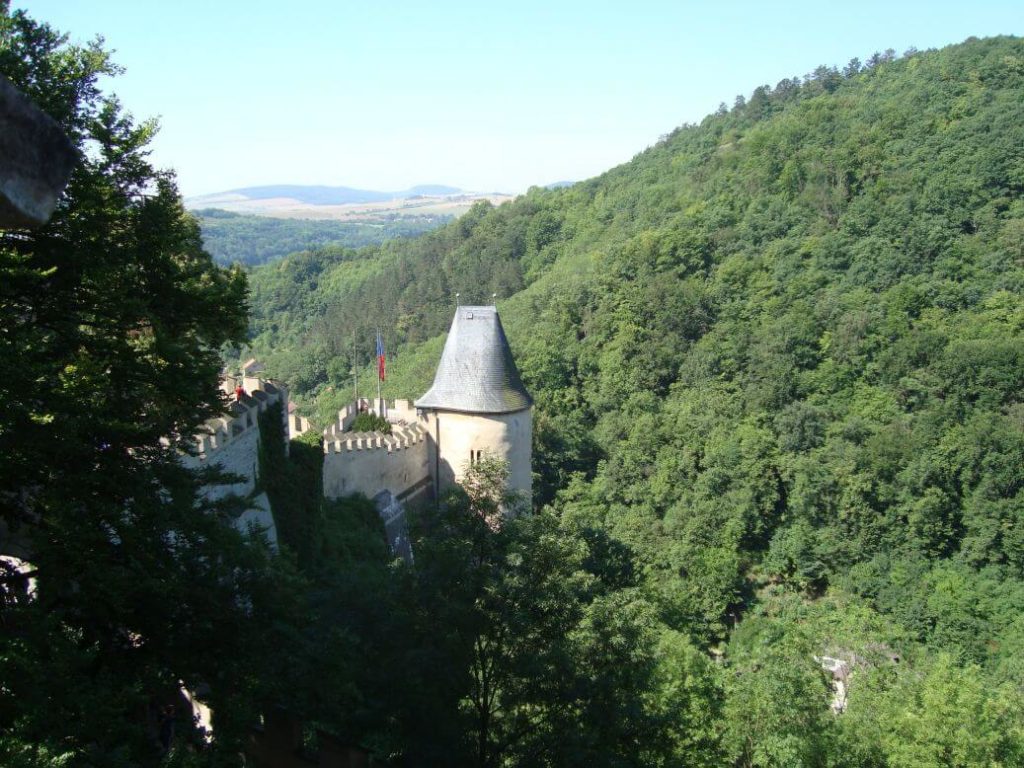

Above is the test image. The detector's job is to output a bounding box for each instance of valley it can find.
[3,6,1024,764]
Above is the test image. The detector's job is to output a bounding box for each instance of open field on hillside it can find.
[186,192,516,220]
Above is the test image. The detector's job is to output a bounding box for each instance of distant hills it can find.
[188,184,509,265]
[188,180,581,265]
[188,184,465,208]
[184,184,514,221]
[194,209,448,267]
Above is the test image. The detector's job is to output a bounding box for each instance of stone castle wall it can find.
[321,398,532,506]
[287,411,312,440]
[322,400,431,501]
[178,376,288,546]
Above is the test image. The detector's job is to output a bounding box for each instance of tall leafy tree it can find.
[0,5,282,764]
[394,458,716,768]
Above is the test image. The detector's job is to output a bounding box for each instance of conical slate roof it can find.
[415,305,532,413]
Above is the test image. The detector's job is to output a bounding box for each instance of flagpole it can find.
[351,331,358,410]
[376,327,383,417]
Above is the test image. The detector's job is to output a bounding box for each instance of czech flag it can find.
[376,330,386,382]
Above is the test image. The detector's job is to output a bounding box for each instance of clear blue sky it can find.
[18,1,1023,197]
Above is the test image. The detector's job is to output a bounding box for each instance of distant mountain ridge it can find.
[187,184,464,208]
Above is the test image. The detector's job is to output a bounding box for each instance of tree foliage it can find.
[6,10,1024,763]
[0,6,292,764]
[248,35,1024,764]
[195,209,447,267]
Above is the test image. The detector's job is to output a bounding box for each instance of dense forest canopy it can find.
[243,35,1024,765]
[195,209,449,267]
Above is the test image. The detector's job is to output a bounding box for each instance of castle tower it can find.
[415,305,533,502]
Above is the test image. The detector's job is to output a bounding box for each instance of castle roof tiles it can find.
[415,305,532,414]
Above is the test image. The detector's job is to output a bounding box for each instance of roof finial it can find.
[492,293,497,302]
[456,292,460,307]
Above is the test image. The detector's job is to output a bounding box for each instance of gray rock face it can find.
[0,75,77,228]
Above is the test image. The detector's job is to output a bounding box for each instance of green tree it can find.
[0,6,282,764]
[210,32,1024,766]
[722,618,834,768]
[396,458,711,768]
[838,653,1024,767]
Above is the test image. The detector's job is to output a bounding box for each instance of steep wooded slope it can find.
[243,36,1024,764]
[250,35,1024,654]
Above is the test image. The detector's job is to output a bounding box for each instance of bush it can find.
[348,412,392,434]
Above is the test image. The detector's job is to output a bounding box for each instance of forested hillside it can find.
[246,36,1024,764]
[195,209,447,266]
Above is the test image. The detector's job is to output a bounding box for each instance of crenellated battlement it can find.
[174,370,287,548]
[322,398,425,455]
[322,421,426,454]
[188,376,287,459]
[320,399,431,506]
[386,398,420,424]
[286,401,311,439]
[327,398,420,434]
